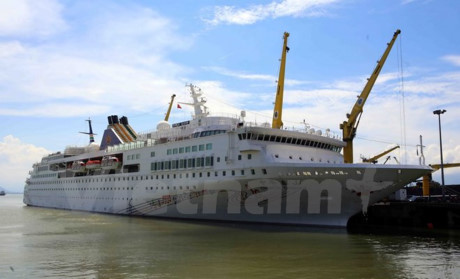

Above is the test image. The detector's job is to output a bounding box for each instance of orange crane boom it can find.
[272,32,290,129]
[340,29,401,163]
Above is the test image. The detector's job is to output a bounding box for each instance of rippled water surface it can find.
[1,194,459,278]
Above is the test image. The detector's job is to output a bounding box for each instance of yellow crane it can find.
[362,145,400,164]
[164,94,176,122]
[340,29,401,163]
[422,163,460,196]
[272,32,290,129]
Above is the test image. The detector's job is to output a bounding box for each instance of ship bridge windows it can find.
[193,130,226,138]
[238,132,342,153]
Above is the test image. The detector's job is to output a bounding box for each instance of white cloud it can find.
[204,66,309,86]
[0,5,195,118]
[0,0,66,37]
[204,0,339,25]
[0,135,50,193]
[441,55,460,67]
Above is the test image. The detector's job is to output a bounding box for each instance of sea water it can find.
[1,194,459,279]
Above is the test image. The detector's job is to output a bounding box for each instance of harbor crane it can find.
[164,94,176,122]
[362,145,400,164]
[340,29,401,163]
[272,32,290,129]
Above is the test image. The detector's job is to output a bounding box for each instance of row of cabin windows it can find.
[151,156,214,171]
[238,132,342,153]
[166,143,212,156]
[31,173,57,179]
[29,186,135,191]
[192,130,226,138]
[29,168,266,187]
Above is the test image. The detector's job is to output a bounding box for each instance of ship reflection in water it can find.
[1,195,459,278]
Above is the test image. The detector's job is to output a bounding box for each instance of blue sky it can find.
[1,0,459,193]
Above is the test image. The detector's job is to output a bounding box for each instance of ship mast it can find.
[178,84,208,119]
[272,32,290,129]
[79,118,96,144]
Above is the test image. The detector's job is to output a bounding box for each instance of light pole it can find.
[433,109,446,200]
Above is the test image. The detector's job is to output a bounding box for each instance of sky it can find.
[1,0,459,193]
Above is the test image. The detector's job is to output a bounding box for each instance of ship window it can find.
[192,173,195,178]
[173,148,178,154]
[199,144,205,151]
[192,145,197,152]
[205,156,213,166]
[199,172,202,177]
[262,169,267,174]
[258,134,264,140]
[222,171,226,176]
[238,155,242,160]
[281,137,287,143]
[274,154,279,158]
[242,133,247,140]
[238,134,242,140]
[275,136,281,142]
[151,151,155,157]
[217,157,220,163]
[231,170,235,176]
[215,171,218,177]
[185,146,191,153]
[206,143,212,150]
[251,169,255,175]
[264,135,270,141]
[241,170,244,175]
[179,147,184,153]
[269,135,276,142]
[167,149,172,155]
[136,154,140,159]
[286,137,292,144]
[247,154,252,160]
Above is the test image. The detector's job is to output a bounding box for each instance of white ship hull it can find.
[24,163,429,227]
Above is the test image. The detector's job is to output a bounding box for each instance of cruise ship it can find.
[23,31,431,227]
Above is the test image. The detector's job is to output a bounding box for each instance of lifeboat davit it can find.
[86,160,101,170]
[101,156,120,170]
[71,161,86,173]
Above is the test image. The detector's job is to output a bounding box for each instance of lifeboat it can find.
[71,161,86,173]
[101,156,120,170]
[86,159,101,170]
